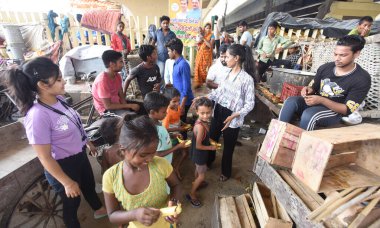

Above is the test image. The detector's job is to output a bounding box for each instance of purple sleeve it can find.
[24,108,51,145]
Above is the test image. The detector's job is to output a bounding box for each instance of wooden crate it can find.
[292,124,380,193]
[258,119,304,168]
[252,182,293,228]
[212,194,257,228]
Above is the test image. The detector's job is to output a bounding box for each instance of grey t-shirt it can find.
[129,63,161,96]
[240,31,253,47]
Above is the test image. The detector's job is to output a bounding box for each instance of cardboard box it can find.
[212,194,257,228]
[252,182,293,228]
[259,119,304,168]
[292,124,380,192]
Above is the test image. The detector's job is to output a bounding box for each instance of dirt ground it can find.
[77,85,271,227]
[79,122,266,228]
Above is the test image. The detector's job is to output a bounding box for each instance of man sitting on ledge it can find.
[279,35,371,131]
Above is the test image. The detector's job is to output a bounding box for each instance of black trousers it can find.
[209,104,240,178]
[180,104,191,139]
[257,60,272,82]
[45,150,102,228]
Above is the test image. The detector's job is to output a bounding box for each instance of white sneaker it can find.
[342,111,362,125]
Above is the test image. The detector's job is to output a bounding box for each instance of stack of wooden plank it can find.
[212,194,256,228]
[254,123,380,227]
[252,182,293,228]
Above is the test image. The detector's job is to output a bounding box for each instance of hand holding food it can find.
[177,137,191,147]
[160,203,182,217]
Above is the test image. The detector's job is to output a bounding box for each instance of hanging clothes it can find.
[47,10,58,40]
[60,16,70,40]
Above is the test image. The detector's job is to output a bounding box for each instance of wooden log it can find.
[235,195,254,228]
[369,219,380,228]
[279,170,324,211]
[242,194,256,228]
[308,187,355,220]
[348,196,380,228]
[313,188,365,222]
[219,197,241,228]
[252,183,268,227]
[324,186,378,221]
[219,198,233,227]
[325,152,357,170]
[254,157,325,227]
[364,189,380,201]
[271,193,278,219]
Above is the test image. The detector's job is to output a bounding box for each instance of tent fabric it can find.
[255,12,380,47]
[80,10,121,35]
[59,45,111,78]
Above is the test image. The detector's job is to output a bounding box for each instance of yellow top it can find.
[103,156,174,228]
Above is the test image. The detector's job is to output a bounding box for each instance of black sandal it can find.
[185,194,202,208]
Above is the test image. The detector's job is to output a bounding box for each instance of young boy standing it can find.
[123,45,161,98]
[162,87,189,180]
[166,38,194,127]
[186,97,216,208]
[143,92,186,164]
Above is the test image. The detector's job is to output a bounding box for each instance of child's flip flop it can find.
[185,194,202,208]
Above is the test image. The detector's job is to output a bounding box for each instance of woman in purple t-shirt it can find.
[2,57,107,227]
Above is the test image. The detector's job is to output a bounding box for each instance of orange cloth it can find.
[162,106,181,129]
[194,32,213,85]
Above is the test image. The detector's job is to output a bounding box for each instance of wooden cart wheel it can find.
[3,175,64,228]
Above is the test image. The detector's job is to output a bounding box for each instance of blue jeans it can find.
[279,96,342,131]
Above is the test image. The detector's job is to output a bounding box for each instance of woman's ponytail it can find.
[227,44,256,80]
[1,67,36,115]
[242,45,255,80]
[0,57,60,115]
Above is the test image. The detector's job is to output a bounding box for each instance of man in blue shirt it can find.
[166,38,194,126]
[187,0,201,20]
[152,15,177,81]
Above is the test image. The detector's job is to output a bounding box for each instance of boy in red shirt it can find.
[92,50,140,116]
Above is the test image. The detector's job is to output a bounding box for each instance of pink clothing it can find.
[92,72,123,114]
[111,33,131,52]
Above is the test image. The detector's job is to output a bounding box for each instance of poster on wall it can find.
[169,0,202,46]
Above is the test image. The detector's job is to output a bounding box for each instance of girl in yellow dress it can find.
[102,116,181,227]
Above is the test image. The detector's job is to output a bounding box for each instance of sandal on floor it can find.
[185,194,202,208]
[197,181,209,190]
[219,174,229,182]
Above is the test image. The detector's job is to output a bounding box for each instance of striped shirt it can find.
[209,70,255,128]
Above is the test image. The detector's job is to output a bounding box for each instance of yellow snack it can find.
[177,137,191,147]
[210,139,222,149]
[160,203,182,217]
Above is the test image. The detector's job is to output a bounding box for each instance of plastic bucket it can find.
[1,25,26,60]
